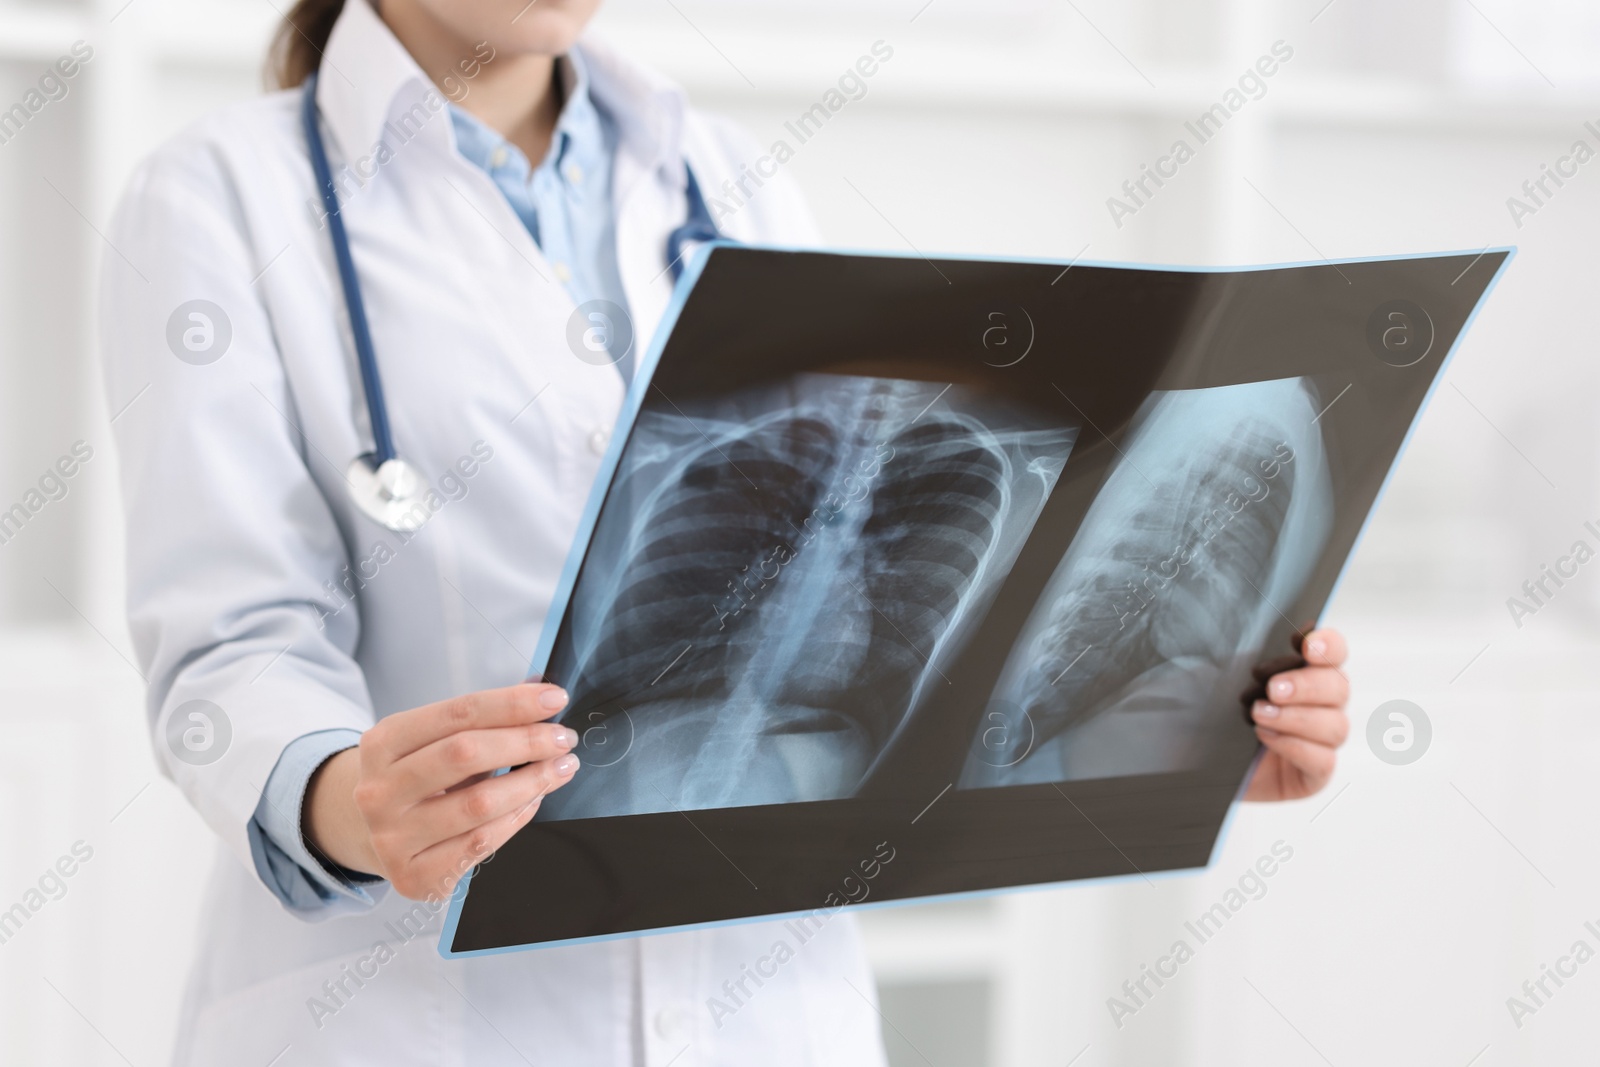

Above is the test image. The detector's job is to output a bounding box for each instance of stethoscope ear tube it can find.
[302,74,398,468]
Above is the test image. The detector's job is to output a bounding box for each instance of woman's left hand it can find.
[1244,627,1350,802]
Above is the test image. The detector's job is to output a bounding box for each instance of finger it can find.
[442,770,494,794]
[1250,653,1305,684]
[1264,665,1348,708]
[400,798,542,901]
[1299,628,1347,668]
[1251,702,1349,748]
[1241,654,1305,714]
[364,683,569,765]
[400,756,578,851]
[387,721,580,806]
[1254,726,1336,786]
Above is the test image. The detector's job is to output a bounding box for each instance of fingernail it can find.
[1306,637,1326,658]
[1254,702,1281,720]
[539,687,569,711]
[555,754,579,775]
[1269,678,1293,701]
[1257,726,1280,739]
[555,727,578,749]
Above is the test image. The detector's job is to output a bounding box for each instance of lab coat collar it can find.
[316,1,692,199]
[317,0,452,165]
[572,35,690,195]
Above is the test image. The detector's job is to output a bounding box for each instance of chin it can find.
[478,1,599,54]
[497,17,588,55]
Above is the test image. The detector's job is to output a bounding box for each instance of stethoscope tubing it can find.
[302,73,399,467]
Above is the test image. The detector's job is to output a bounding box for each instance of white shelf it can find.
[2,0,1580,133]
[0,5,90,59]
[76,10,1598,136]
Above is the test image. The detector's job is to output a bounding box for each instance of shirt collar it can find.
[448,51,607,193]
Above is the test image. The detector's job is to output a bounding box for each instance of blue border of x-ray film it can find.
[437,242,1516,959]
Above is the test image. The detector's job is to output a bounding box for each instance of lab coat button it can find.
[588,428,610,456]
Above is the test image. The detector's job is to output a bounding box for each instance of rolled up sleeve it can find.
[250,728,387,916]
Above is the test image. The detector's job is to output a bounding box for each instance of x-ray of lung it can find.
[540,373,1078,820]
[959,377,1334,788]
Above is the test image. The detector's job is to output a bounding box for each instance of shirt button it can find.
[552,262,572,283]
[565,162,585,185]
[489,146,508,169]
[588,428,609,456]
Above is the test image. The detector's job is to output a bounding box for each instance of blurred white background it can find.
[2,0,1598,1063]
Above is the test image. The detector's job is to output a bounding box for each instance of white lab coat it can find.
[98,2,887,1064]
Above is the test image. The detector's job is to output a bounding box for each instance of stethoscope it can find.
[301,73,724,533]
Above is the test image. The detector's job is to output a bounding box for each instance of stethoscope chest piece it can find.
[347,453,430,533]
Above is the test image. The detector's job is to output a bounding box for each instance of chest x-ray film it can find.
[441,245,1511,955]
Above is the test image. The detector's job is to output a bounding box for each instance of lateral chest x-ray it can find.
[442,245,1510,955]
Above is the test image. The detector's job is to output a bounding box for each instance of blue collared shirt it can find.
[452,52,635,377]
[250,52,633,914]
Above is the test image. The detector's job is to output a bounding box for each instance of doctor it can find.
[99,0,1353,1063]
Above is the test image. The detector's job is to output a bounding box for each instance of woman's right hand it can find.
[303,682,580,900]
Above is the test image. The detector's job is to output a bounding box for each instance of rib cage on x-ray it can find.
[540,374,1077,820]
[960,377,1335,787]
